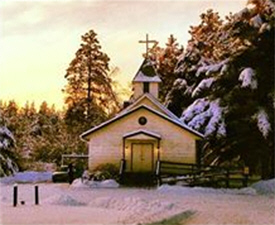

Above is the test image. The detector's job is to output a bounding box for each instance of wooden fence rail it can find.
[156,160,249,188]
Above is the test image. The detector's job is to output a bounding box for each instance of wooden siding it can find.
[87,107,200,171]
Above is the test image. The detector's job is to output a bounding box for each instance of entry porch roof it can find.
[123,129,161,140]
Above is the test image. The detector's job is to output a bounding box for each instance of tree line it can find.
[0,30,120,176]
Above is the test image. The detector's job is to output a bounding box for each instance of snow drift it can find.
[0,171,52,184]
[158,178,275,196]
[158,184,257,196]
[251,179,275,195]
[44,194,87,206]
[71,178,119,188]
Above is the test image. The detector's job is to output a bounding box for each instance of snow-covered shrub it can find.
[71,178,119,188]
[91,163,119,181]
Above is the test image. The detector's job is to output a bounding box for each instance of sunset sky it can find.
[0,0,247,109]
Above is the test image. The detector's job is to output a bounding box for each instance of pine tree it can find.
[30,102,72,165]
[3,100,19,132]
[174,0,274,178]
[148,35,183,103]
[188,9,224,61]
[63,30,119,134]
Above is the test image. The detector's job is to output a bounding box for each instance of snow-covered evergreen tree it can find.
[0,110,18,176]
[0,100,86,170]
[168,0,274,178]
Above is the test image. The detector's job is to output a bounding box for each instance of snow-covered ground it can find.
[0,173,274,225]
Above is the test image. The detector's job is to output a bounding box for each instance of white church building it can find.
[80,59,203,174]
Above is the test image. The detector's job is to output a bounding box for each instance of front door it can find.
[131,143,154,172]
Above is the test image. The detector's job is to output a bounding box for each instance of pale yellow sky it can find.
[0,0,247,109]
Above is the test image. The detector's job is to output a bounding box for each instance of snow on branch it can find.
[173,78,188,90]
[238,67,257,90]
[204,100,226,137]
[0,126,15,149]
[195,59,229,77]
[164,78,191,106]
[250,14,263,28]
[255,109,271,139]
[192,77,216,98]
[181,98,209,123]
[181,98,226,137]
[187,110,212,131]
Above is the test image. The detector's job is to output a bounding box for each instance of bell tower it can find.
[132,59,161,100]
[132,34,161,101]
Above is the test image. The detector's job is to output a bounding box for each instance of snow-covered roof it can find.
[133,59,161,83]
[80,103,204,141]
[123,129,161,139]
[119,93,180,121]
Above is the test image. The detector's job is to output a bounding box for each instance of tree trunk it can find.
[87,60,92,118]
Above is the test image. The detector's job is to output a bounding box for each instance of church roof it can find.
[132,59,162,83]
[80,104,204,141]
[119,93,179,121]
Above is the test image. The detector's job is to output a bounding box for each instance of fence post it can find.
[155,160,161,186]
[226,169,229,188]
[13,184,18,207]
[156,160,160,176]
[243,167,249,187]
[35,185,39,205]
[192,164,196,182]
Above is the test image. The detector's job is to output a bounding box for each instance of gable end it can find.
[80,104,204,141]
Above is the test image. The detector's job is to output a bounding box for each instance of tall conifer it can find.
[63,30,119,133]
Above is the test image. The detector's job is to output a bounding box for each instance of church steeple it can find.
[132,59,161,100]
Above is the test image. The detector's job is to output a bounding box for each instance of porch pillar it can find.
[157,139,161,161]
[122,138,126,159]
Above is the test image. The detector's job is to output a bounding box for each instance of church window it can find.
[138,116,147,125]
[143,82,150,93]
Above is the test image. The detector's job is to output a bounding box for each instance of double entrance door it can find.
[131,143,154,172]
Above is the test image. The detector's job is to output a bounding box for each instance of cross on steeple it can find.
[138,34,158,58]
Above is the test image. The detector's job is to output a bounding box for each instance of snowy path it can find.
[0,183,274,225]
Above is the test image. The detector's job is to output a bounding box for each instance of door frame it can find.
[130,142,154,172]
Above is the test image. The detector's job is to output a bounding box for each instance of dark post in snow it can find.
[35,185,39,205]
[243,167,250,187]
[13,184,18,207]
[225,169,230,188]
